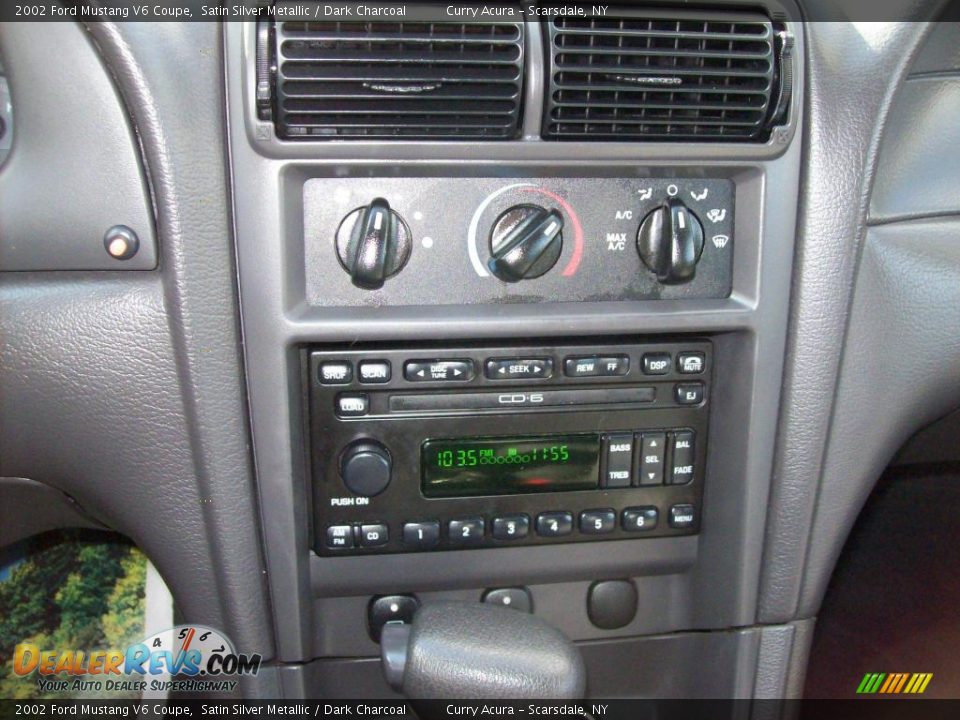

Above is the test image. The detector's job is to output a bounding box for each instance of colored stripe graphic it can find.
[856,672,932,694]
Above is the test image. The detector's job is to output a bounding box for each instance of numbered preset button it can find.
[579,509,616,535]
[448,517,485,545]
[492,514,530,540]
[403,521,440,549]
[536,511,573,537]
[622,507,659,532]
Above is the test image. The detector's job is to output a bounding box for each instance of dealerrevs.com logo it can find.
[13,625,261,694]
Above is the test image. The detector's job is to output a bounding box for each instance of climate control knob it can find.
[336,198,412,290]
[487,204,564,282]
[340,441,392,497]
[636,198,705,284]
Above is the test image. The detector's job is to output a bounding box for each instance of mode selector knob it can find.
[488,204,564,282]
[336,198,412,290]
[636,198,705,285]
[340,441,392,497]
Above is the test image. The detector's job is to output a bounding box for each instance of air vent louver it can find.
[272,11,525,140]
[543,9,779,141]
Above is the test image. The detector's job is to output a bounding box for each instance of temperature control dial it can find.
[487,204,564,282]
[336,198,412,290]
[636,198,705,285]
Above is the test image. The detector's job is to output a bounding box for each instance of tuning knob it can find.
[336,198,412,290]
[340,441,392,497]
[636,198,705,284]
[487,205,564,282]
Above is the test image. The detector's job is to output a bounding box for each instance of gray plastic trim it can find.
[226,18,804,663]
[0,477,106,547]
[0,22,157,271]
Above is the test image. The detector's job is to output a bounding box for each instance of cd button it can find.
[405,360,474,382]
[485,358,552,380]
[360,523,389,547]
[563,356,600,377]
[492,514,530,540]
[536,511,573,537]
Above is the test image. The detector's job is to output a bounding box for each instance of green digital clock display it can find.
[421,434,601,498]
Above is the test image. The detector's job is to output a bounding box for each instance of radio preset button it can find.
[677,352,706,374]
[669,504,697,529]
[597,356,629,376]
[319,361,353,385]
[580,509,616,535]
[336,393,369,417]
[403,521,440,549]
[675,383,705,405]
[449,517,485,545]
[602,433,634,488]
[326,525,355,549]
[638,432,666,486]
[536,512,573,537]
[405,359,474,382]
[359,360,391,384]
[622,507,659,532]
[360,523,389,547]
[670,431,695,485]
[563,356,600,377]
[642,353,671,375]
[492,514,530,540]
[485,358,553,380]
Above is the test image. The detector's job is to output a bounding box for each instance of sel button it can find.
[638,432,666,486]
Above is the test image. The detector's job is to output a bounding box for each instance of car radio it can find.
[307,340,710,555]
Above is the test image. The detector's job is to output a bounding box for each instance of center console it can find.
[225,1,805,700]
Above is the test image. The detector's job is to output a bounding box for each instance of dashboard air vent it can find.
[271,10,525,140]
[543,8,785,141]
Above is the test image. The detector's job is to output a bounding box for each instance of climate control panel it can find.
[302,177,735,307]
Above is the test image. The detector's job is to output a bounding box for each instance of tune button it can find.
[536,511,573,537]
[448,517,485,545]
[405,359,475,382]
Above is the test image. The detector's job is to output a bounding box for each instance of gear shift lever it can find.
[380,601,586,699]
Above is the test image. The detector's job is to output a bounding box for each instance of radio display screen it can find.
[421,434,601,498]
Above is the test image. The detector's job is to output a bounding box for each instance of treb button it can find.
[485,358,553,380]
[602,433,634,488]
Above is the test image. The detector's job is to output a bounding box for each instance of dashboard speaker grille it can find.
[543,8,777,141]
[272,10,525,140]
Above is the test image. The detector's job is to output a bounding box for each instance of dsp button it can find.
[485,358,552,380]
[642,353,671,375]
[602,433,634,488]
[669,430,695,485]
[405,359,474,382]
